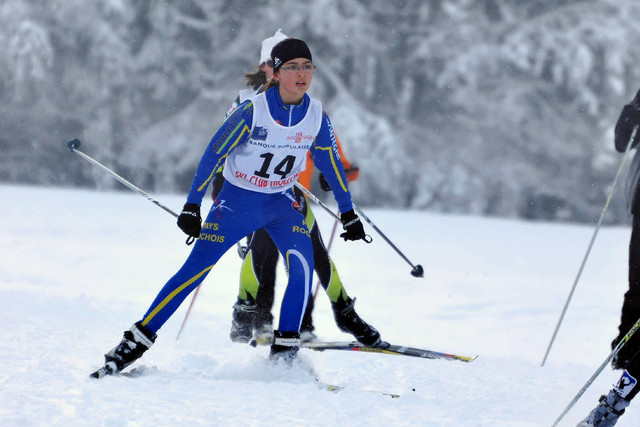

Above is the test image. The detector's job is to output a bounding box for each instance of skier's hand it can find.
[318,173,331,192]
[339,209,366,241]
[615,89,640,152]
[320,165,360,192]
[177,203,201,238]
[344,165,360,182]
[616,106,640,152]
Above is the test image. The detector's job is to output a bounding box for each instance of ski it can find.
[91,364,403,398]
[302,341,477,363]
[90,367,108,379]
[90,362,157,379]
[90,365,163,380]
[90,363,117,379]
[315,378,404,398]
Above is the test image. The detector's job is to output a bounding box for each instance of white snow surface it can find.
[1,184,638,426]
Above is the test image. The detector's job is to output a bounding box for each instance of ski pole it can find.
[66,139,197,245]
[295,182,342,221]
[175,285,202,340]
[68,138,206,339]
[295,182,424,278]
[352,203,424,278]
[312,211,340,300]
[294,182,372,242]
[541,125,638,367]
[66,139,179,218]
[67,138,204,339]
[551,316,640,426]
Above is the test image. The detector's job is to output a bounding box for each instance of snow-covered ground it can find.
[1,184,637,426]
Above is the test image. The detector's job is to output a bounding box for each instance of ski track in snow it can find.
[0,184,638,426]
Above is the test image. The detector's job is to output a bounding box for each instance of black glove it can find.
[615,89,640,152]
[177,203,201,238]
[318,173,331,192]
[339,209,366,241]
[615,105,640,152]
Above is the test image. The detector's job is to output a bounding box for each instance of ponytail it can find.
[244,67,267,91]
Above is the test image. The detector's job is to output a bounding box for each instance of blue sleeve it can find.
[186,101,253,205]
[310,112,353,213]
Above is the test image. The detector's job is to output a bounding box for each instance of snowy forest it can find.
[2,0,640,223]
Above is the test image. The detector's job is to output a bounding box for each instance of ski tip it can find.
[89,365,115,379]
[449,354,477,363]
[66,138,81,152]
[89,368,106,379]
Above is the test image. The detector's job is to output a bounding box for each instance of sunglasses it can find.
[279,63,316,73]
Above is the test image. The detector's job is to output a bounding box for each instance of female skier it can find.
[218,30,381,347]
[91,37,368,377]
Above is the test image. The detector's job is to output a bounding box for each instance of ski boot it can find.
[253,323,274,346]
[252,307,274,346]
[90,321,156,379]
[578,389,630,427]
[332,297,383,346]
[269,330,301,363]
[230,298,257,343]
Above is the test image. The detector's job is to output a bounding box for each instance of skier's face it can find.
[274,58,315,104]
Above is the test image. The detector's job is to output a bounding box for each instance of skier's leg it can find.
[141,212,244,334]
[579,360,640,426]
[230,228,279,343]
[265,194,314,361]
[95,184,256,374]
[248,228,279,341]
[613,216,640,369]
[301,193,382,346]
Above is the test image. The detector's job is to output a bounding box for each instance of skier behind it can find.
[91,37,369,377]
[579,89,640,426]
[214,30,382,347]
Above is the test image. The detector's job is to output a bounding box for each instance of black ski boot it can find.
[269,330,301,363]
[578,389,630,427]
[230,298,257,343]
[332,297,382,346]
[91,321,156,378]
[252,308,274,346]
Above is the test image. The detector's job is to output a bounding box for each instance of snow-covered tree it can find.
[2,0,640,222]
